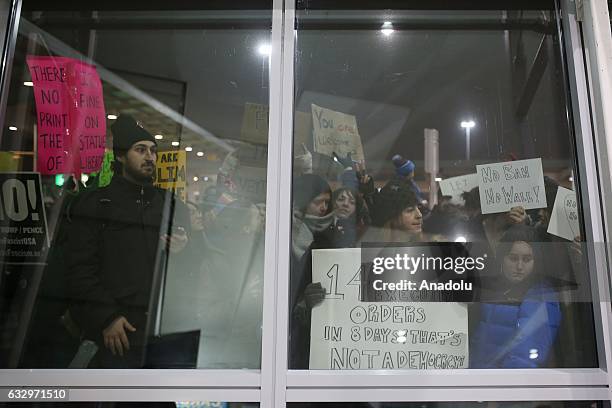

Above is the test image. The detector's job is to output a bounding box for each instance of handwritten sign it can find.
[240,103,269,145]
[97,151,114,187]
[438,174,478,205]
[155,150,187,200]
[233,165,267,204]
[547,186,579,241]
[310,248,468,370]
[69,61,107,173]
[0,173,49,265]
[476,158,546,214]
[311,104,365,162]
[26,56,106,176]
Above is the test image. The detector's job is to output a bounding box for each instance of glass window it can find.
[289,0,598,370]
[0,1,271,369]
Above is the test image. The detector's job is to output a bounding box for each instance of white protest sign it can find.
[476,158,547,214]
[438,174,478,205]
[310,248,468,370]
[547,186,579,241]
[311,104,365,162]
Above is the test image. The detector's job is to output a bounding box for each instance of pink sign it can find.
[26,56,106,176]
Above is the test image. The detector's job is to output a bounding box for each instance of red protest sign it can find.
[26,56,106,176]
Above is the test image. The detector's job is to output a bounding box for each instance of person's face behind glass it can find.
[334,190,356,219]
[502,241,535,283]
[306,192,331,217]
[395,206,423,233]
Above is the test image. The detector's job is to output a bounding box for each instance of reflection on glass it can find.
[0,2,270,369]
[289,1,597,370]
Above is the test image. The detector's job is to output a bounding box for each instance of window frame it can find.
[0,0,611,405]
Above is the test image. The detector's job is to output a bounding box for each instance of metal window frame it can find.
[0,0,611,405]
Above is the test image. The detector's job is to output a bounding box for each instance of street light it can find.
[460,120,476,160]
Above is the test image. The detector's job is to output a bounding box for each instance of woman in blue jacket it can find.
[470,225,562,368]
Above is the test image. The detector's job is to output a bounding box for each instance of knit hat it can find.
[370,180,418,227]
[111,114,156,155]
[392,154,415,177]
[293,174,331,213]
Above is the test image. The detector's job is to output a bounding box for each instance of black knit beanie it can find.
[293,174,332,213]
[111,114,156,156]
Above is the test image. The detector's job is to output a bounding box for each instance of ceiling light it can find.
[258,43,271,56]
[435,177,443,182]
[23,81,34,87]
[154,134,163,140]
[8,126,17,131]
[193,176,199,182]
[460,120,476,129]
[107,114,117,120]
[197,151,204,157]
[203,176,209,182]
[171,141,180,147]
[185,146,193,152]
[381,21,394,36]
[455,236,467,243]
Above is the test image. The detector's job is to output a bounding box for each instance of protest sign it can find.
[311,104,365,162]
[476,158,546,214]
[69,60,107,173]
[310,248,468,370]
[97,151,114,187]
[26,56,106,176]
[547,186,579,241]
[240,103,269,145]
[155,150,187,200]
[438,174,478,205]
[233,165,267,203]
[0,173,49,265]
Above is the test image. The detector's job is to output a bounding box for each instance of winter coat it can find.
[64,175,189,346]
[470,282,562,368]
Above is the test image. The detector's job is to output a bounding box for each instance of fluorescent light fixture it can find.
[154,134,163,140]
[185,146,193,152]
[8,126,17,131]
[258,43,271,56]
[171,141,180,147]
[23,81,34,87]
[193,176,199,182]
[381,21,394,36]
[435,177,443,182]
[196,151,204,157]
[107,114,117,120]
[460,120,476,129]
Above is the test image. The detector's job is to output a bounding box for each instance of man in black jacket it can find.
[65,114,189,368]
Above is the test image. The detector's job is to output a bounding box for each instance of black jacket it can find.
[64,175,189,343]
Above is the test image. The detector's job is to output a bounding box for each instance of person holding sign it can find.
[64,114,190,368]
[470,225,561,368]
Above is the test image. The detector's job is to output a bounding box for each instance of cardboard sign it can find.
[26,56,106,176]
[240,103,269,145]
[476,158,546,214]
[311,104,365,162]
[547,186,579,241]
[0,173,49,265]
[438,174,478,205]
[155,150,187,200]
[233,165,267,204]
[310,248,469,370]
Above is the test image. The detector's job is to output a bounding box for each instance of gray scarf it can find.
[292,210,334,259]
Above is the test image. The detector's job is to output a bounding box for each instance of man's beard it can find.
[125,162,155,184]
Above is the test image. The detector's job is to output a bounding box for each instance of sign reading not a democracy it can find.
[476,158,547,214]
[310,248,468,370]
[0,173,49,265]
